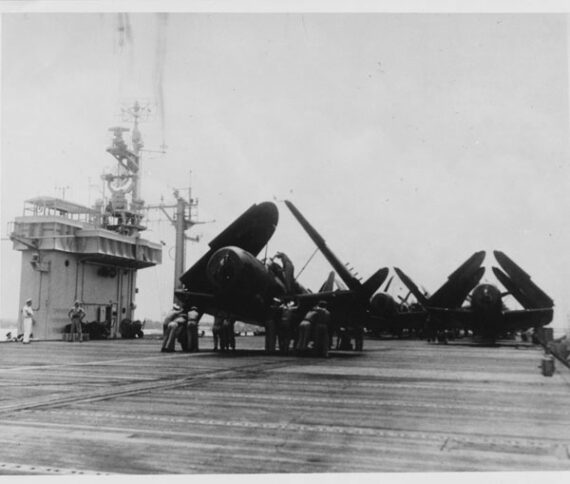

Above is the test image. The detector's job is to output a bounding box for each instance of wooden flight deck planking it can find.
[0,337,569,474]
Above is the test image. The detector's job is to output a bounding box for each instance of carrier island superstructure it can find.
[9,107,162,340]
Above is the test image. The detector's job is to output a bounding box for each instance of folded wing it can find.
[179,202,278,293]
[493,250,553,309]
[428,251,486,308]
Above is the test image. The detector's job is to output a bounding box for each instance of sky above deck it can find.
[1,3,570,334]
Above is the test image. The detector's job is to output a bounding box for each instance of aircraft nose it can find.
[207,247,244,289]
[369,293,396,317]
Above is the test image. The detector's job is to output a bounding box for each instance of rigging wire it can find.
[295,247,319,281]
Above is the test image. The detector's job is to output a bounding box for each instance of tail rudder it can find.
[318,271,336,292]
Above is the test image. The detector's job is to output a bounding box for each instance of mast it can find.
[147,172,206,297]
[173,191,187,291]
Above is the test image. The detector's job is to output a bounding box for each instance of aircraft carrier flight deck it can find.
[0,336,569,475]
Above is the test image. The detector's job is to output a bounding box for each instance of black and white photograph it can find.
[0,0,569,479]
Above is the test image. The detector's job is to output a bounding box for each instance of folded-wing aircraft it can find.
[394,251,553,343]
[283,200,426,336]
[175,201,306,324]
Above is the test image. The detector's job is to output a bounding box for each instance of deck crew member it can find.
[161,304,183,352]
[221,316,236,351]
[295,311,313,353]
[185,306,200,352]
[162,304,182,335]
[336,326,352,350]
[21,298,34,344]
[212,313,224,351]
[68,300,86,343]
[278,302,296,355]
[312,301,331,358]
[273,252,295,293]
[228,317,236,350]
[163,312,188,352]
[265,298,281,353]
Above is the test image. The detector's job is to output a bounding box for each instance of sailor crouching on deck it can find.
[161,304,183,353]
[183,306,201,353]
[163,313,188,353]
[296,301,331,357]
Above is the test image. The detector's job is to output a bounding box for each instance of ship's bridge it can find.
[11,196,161,268]
[10,196,162,340]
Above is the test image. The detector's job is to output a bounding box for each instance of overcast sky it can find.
[2,8,569,334]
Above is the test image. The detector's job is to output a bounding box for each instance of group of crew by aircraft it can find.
[174,200,554,353]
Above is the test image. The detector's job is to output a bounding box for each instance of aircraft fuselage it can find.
[471,284,502,315]
[206,246,286,322]
[468,284,502,339]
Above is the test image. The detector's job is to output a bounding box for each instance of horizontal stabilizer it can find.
[429,307,475,328]
[503,308,553,330]
[285,200,360,291]
[393,268,429,307]
[493,251,553,308]
[285,289,356,314]
[174,290,216,313]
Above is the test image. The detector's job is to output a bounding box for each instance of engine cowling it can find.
[207,246,285,297]
[470,284,502,314]
[369,292,398,319]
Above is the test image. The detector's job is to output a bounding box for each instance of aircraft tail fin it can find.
[393,267,429,307]
[361,267,390,300]
[318,271,336,292]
